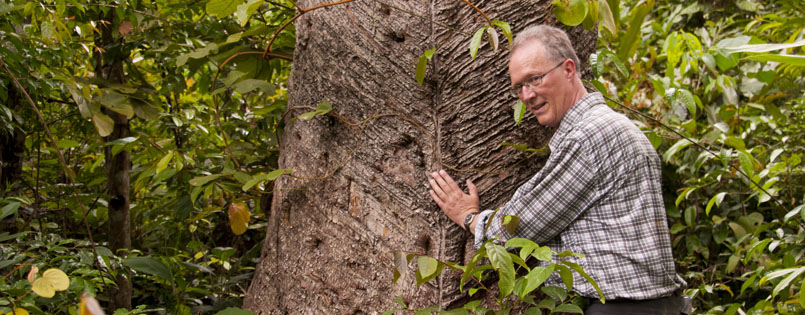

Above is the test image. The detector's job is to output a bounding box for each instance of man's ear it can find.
[563,59,577,78]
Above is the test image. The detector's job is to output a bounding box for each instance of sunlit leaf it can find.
[513,100,526,126]
[235,0,263,26]
[743,54,805,66]
[4,309,29,315]
[189,174,227,186]
[206,0,243,17]
[416,55,427,86]
[551,0,588,26]
[523,264,554,297]
[492,20,512,46]
[705,192,727,216]
[417,256,438,278]
[598,0,617,36]
[469,27,485,60]
[485,242,515,297]
[92,112,114,137]
[31,268,70,298]
[228,203,250,235]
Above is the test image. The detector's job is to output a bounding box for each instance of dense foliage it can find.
[588,0,805,313]
[1,0,803,314]
[1,0,294,313]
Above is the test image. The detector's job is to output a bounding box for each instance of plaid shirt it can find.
[474,92,686,300]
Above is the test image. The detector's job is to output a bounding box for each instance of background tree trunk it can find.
[95,10,133,311]
[245,0,596,312]
[0,83,24,194]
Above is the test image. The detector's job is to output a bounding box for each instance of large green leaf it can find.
[235,0,263,26]
[123,256,173,282]
[206,0,243,17]
[99,91,134,118]
[469,27,485,60]
[552,0,589,27]
[743,54,805,66]
[485,242,515,297]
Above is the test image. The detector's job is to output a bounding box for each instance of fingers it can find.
[466,179,478,198]
[428,189,444,208]
[431,171,454,195]
[428,178,445,199]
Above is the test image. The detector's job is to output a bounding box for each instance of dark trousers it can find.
[585,295,692,315]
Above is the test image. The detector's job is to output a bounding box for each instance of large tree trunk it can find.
[245,0,596,312]
[95,10,132,311]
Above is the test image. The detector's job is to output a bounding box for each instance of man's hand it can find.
[428,170,479,232]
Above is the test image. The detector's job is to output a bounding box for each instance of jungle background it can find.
[1,0,804,314]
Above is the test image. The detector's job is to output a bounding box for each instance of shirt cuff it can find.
[473,210,494,249]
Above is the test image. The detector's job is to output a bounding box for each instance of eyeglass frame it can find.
[510,60,566,99]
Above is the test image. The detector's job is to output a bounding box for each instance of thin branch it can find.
[263,0,355,57]
[461,0,492,26]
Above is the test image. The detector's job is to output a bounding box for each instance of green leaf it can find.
[92,112,115,137]
[0,202,21,220]
[233,79,274,94]
[722,39,805,53]
[705,192,727,216]
[55,139,80,149]
[532,246,552,262]
[551,0,589,26]
[772,267,805,297]
[684,207,696,227]
[492,20,512,47]
[523,265,555,297]
[738,151,755,177]
[235,0,263,27]
[296,100,332,121]
[416,55,427,86]
[189,174,227,186]
[242,169,290,191]
[562,260,604,302]
[513,100,526,126]
[553,304,583,314]
[206,0,243,17]
[502,215,519,235]
[724,137,746,151]
[215,307,254,315]
[673,88,697,117]
[663,139,692,162]
[469,27,486,60]
[417,256,438,279]
[485,242,515,297]
[123,256,173,282]
[597,0,617,37]
[743,54,805,66]
[541,286,567,302]
[99,91,134,118]
[156,151,174,175]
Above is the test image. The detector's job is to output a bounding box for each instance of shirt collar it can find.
[549,92,604,151]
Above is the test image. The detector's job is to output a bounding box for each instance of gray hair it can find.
[511,25,580,68]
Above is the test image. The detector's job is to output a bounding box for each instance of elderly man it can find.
[427,25,688,314]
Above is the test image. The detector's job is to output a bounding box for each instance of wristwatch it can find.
[463,211,480,230]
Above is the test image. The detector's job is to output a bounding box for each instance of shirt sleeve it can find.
[475,137,599,248]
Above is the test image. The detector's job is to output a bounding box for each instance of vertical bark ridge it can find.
[245,0,596,312]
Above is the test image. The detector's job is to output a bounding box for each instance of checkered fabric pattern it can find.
[474,92,686,300]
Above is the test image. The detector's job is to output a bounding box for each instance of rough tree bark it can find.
[94,10,132,311]
[245,0,596,312]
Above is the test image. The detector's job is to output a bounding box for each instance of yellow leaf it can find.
[80,293,106,315]
[31,268,70,298]
[228,203,250,235]
[5,308,29,315]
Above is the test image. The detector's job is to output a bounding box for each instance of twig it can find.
[0,57,112,297]
[263,0,355,57]
[461,0,492,26]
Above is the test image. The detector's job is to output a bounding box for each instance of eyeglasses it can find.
[510,61,565,98]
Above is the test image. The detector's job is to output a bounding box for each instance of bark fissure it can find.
[245,0,597,312]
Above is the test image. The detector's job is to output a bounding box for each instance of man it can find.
[427,25,688,314]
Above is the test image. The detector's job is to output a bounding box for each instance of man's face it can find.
[509,40,574,128]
